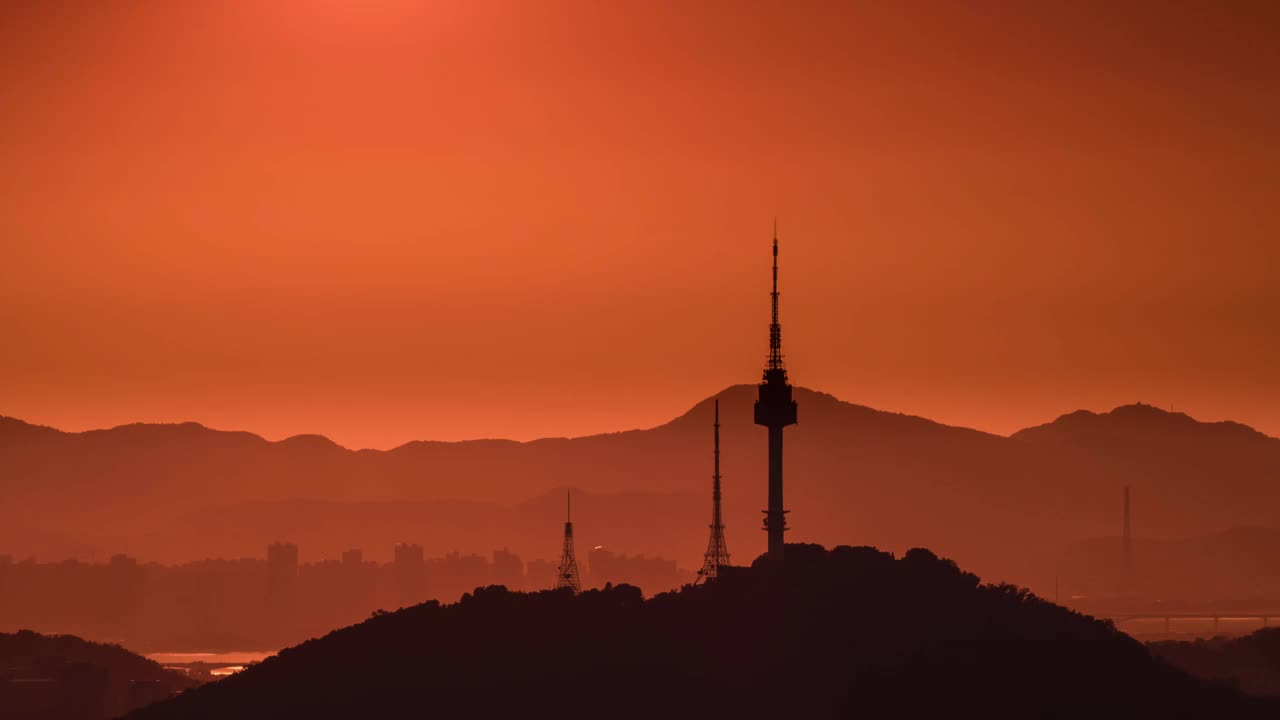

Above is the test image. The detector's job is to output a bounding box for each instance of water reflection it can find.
[147,651,277,680]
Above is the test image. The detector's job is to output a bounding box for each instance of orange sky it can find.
[2,1,1277,449]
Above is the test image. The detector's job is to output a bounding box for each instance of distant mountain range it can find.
[3,386,1278,593]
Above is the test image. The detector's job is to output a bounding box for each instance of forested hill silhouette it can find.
[1152,628,1280,697]
[125,545,1274,720]
[0,630,196,718]
[3,388,1279,589]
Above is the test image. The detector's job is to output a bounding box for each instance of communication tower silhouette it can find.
[754,223,798,565]
[697,399,731,582]
[556,491,582,593]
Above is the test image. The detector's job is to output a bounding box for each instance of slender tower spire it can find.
[556,490,581,592]
[697,399,731,583]
[768,220,783,371]
[754,224,798,565]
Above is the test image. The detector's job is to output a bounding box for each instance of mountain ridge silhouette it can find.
[3,388,1274,449]
[1013,402,1278,446]
[3,386,1278,595]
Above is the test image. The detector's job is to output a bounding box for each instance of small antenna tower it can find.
[556,490,582,593]
[697,399,731,583]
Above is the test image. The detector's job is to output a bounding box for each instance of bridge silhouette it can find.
[1104,611,1280,633]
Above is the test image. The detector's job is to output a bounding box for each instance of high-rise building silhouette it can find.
[265,542,300,635]
[394,543,425,568]
[267,541,299,580]
[393,543,427,604]
[556,491,582,593]
[697,399,731,582]
[492,548,524,589]
[754,225,798,564]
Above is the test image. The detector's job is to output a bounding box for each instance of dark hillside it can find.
[0,630,196,719]
[1152,628,1280,697]
[126,545,1274,719]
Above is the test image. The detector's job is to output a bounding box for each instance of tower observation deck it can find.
[754,225,797,565]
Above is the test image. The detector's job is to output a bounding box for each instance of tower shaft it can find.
[754,227,797,566]
[765,425,785,558]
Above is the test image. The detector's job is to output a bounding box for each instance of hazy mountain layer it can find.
[3,387,1278,591]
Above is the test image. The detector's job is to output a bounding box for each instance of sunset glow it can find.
[3,2,1276,448]
[4,5,1280,718]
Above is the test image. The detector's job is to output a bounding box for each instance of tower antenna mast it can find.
[697,399,731,582]
[556,490,581,592]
